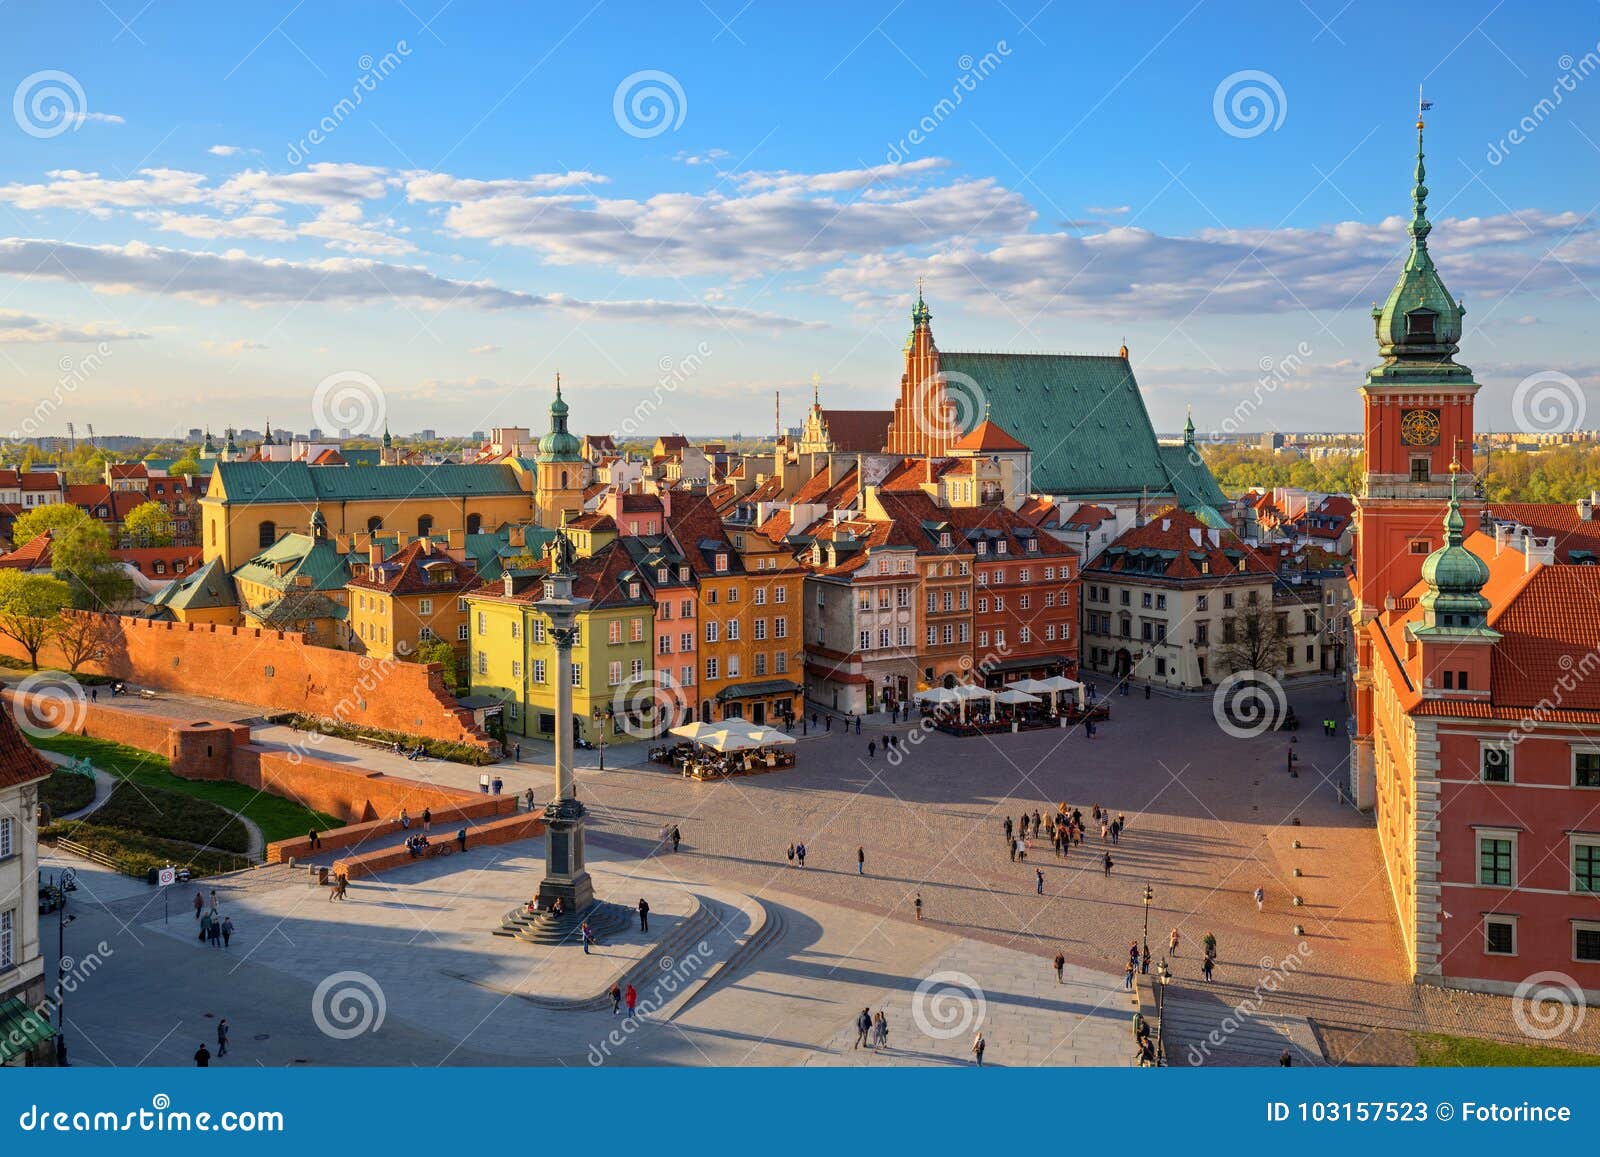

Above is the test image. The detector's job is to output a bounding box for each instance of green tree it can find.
[49,513,132,610]
[11,503,88,546]
[169,457,200,476]
[414,637,461,691]
[122,500,174,547]
[0,571,71,668]
[53,610,116,672]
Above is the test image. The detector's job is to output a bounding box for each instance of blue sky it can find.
[1,0,1598,444]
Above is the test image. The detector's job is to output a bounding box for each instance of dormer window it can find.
[996,540,1008,555]
[629,582,640,598]
[1406,309,1436,339]
[715,552,729,572]
[976,541,988,556]
[657,567,669,583]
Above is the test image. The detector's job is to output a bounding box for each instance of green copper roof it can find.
[207,461,524,505]
[939,350,1226,503]
[147,555,237,612]
[1416,470,1495,636]
[233,533,354,592]
[1368,117,1474,390]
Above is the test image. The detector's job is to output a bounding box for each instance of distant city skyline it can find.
[1,2,1597,444]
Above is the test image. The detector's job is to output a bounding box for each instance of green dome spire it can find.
[1416,463,1493,634]
[538,372,582,462]
[1368,109,1471,379]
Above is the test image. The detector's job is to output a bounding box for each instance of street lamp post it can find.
[592,706,612,771]
[1141,883,1153,974]
[533,538,595,916]
[55,875,75,1066]
[1156,958,1172,1066]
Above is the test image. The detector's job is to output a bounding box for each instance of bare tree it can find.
[54,611,117,673]
[1212,595,1288,675]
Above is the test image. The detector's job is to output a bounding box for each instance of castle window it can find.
[466,513,482,535]
[368,516,383,533]
[417,515,433,537]
[258,520,276,548]
[1409,457,1430,483]
[1406,309,1436,339]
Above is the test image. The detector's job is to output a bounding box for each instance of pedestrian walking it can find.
[1203,931,1217,958]
[610,983,622,1014]
[1009,839,1017,863]
[1129,941,1140,971]
[670,825,681,852]
[857,846,865,875]
[193,890,203,921]
[422,807,431,834]
[1254,886,1265,913]
[868,740,876,758]
[1202,954,1215,982]
[786,843,796,867]
[198,909,212,944]
[456,828,467,853]
[1035,868,1045,895]
[826,715,832,732]
[194,1043,211,1067]
[1123,962,1135,991]
[1086,720,1096,740]
[210,888,219,910]
[1144,684,1151,699]
[913,892,923,921]
[581,921,593,955]
[854,1007,872,1049]
[972,1031,986,1066]
[1280,1049,1294,1066]
[1102,852,1114,876]
[217,1018,230,1057]
[1053,952,1065,983]
[625,984,637,1016]
[637,898,650,933]
[221,916,234,948]
[796,842,807,868]
[524,787,536,811]
[1169,927,1180,956]
[874,1010,889,1049]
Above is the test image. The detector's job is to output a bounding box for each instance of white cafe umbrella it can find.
[949,682,994,723]
[993,688,1041,705]
[1006,678,1053,693]
[669,721,722,742]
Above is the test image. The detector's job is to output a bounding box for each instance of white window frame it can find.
[1479,740,1513,784]
[1476,828,1518,888]
[1571,835,1600,895]
[1574,920,1600,963]
[1483,914,1517,956]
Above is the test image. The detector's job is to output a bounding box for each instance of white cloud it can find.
[0,236,818,329]
[0,168,211,214]
[1085,204,1130,215]
[468,344,501,354]
[208,145,244,157]
[215,162,390,207]
[402,170,608,201]
[0,309,148,343]
[73,112,124,127]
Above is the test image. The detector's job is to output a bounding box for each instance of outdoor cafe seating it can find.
[656,719,798,779]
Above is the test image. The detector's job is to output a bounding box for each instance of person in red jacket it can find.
[624,984,638,1017]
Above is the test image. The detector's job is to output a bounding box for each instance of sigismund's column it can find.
[534,538,595,913]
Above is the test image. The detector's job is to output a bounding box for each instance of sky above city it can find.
[1,0,1598,445]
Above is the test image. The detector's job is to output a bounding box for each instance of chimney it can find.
[1581,496,1594,522]
[448,527,465,551]
[508,526,525,548]
[418,537,432,556]
[335,533,351,554]
[369,542,383,566]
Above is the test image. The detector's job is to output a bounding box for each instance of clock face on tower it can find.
[1400,408,1441,447]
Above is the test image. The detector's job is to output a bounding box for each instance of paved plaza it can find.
[35,677,1599,1066]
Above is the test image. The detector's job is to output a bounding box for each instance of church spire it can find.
[1184,406,1195,448]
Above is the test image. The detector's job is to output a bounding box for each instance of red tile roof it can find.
[950,419,1029,453]
[1090,506,1270,580]
[114,546,201,579]
[0,700,52,790]
[0,532,52,570]
[1488,503,1600,563]
[349,539,481,596]
[816,409,892,453]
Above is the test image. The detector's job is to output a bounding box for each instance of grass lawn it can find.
[31,733,339,844]
[74,782,250,853]
[1413,1032,1600,1067]
[39,768,96,816]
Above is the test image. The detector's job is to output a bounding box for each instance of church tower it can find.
[884,283,957,457]
[1352,107,1480,620]
[535,376,584,530]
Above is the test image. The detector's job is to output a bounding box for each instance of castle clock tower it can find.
[1353,109,1480,620]
[535,376,585,530]
[1349,106,1481,810]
